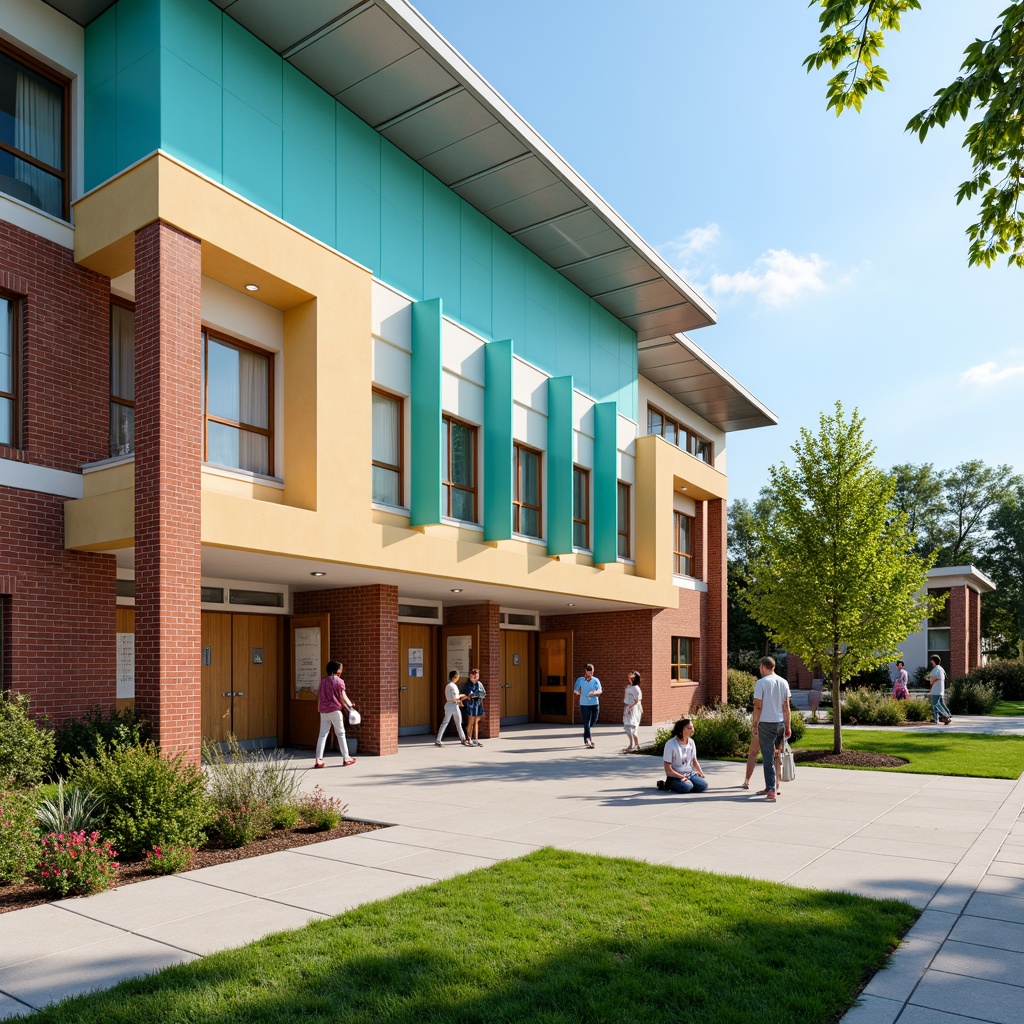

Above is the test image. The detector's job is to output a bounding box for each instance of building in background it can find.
[0,0,775,758]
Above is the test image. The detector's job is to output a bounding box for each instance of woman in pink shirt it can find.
[314,660,357,768]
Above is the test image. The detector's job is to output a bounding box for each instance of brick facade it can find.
[948,585,969,679]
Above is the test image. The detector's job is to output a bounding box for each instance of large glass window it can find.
[109,302,135,457]
[572,465,590,549]
[514,443,542,538]
[443,415,477,522]
[203,331,272,476]
[674,511,694,576]
[372,389,403,505]
[0,42,68,219]
[647,403,713,464]
[0,294,19,447]
[671,637,696,681]
[617,481,631,559]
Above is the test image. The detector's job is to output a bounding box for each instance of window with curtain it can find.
[109,302,135,457]
[647,403,713,465]
[0,42,68,219]
[513,443,542,538]
[203,330,273,476]
[0,294,20,447]
[572,465,590,549]
[442,415,477,522]
[671,637,696,681]
[674,511,693,576]
[372,389,403,505]
[617,481,631,558]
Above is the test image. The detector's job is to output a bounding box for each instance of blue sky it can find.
[412,0,1022,503]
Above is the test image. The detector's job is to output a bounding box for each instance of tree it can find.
[936,459,1018,564]
[728,497,774,665]
[741,403,939,753]
[804,1,1024,267]
[981,482,1024,656]
[889,462,945,555]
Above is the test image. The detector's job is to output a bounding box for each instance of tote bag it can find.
[780,739,796,783]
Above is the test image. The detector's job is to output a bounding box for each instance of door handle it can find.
[399,685,408,690]
[221,691,245,697]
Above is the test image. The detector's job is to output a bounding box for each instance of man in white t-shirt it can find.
[751,656,790,801]
[929,655,953,725]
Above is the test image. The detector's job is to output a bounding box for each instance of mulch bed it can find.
[0,819,386,916]
[793,749,910,768]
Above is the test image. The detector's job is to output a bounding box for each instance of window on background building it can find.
[371,389,403,505]
[109,302,135,457]
[442,415,477,522]
[674,511,693,576]
[203,330,273,476]
[0,41,68,219]
[572,465,590,549]
[617,481,630,558]
[513,442,542,538]
[647,403,713,465]
[0,294,20,447]
[671,636,696,681]
[927,587,951,666]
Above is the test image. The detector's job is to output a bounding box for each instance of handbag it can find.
[780,739,796,783]
[347,708,361,726]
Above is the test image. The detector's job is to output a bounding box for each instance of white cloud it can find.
[708,249,828,308]
[659,224,720,271]
[959,361,1024,386]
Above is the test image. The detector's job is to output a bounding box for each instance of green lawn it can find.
[990,701,1024,717]
[797,728,1024,778]
[24,849,915,1024]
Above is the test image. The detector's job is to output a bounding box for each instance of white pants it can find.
[316,710,350,760]
[437,702,466,742]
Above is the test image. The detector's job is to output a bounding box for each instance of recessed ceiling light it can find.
[566,602,576,607]
[450,588,463,593]
[310,571,326,577]
[245,283,260,292]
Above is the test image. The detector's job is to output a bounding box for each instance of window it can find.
[671,637,696,681]
[0,293,20,447]
[927,588,951,666]
[371,389,403,505]
[674,511,694,576]
[647,403,713,464]
[109,302,135,456]
[617,481,631,558]
[203,330,273,475]
[0,41,68,219]
[572,465,590,549]
[513,442,542,538]
[442,415,477,522]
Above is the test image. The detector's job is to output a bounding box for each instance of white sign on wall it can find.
[116,633,135,699]
[446,634,472,676]
[294,626,322,698]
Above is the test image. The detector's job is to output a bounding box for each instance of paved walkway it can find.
[1,723,1023,1022]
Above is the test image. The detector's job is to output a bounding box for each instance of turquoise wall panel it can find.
[592,401,619,565]
[283,65,335,165]
[160,0,221,85]
[461,253,491,339]
[381,141,423,221]
[484,339,514,542]
[223,14,281,124]
[410,298,443,527]
[491,230,526,344]
[115,50,160,171]
[85,6,116,88]
[283,138,336,245]
[223,93,282,217]
[336,104,379,191]
[84,76,117,191]
[160,51,222,181]
[115,0,159,73]
[336,180,380,273]
[546,376,574,556]
[382,202,423,300]
[423,177,461,321]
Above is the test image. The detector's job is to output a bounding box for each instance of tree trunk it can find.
[832,655,843,754]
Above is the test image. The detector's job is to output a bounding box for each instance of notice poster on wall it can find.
[446,634,471,676]
[116,633,135,699]
[294,626,322,698]
[408,647,423,677]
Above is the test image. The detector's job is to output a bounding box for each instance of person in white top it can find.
[657,718,708,794]
[929,655,953,725]
[436,669,471,747]
[622,670,643,753]
[751,655,791,801]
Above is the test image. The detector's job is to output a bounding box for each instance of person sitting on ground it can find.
[657,718,708,794]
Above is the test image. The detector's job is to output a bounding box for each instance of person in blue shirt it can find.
[463,667,487,747]
[573,663,602,749]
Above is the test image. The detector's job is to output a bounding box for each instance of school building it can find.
[0,0,776,759]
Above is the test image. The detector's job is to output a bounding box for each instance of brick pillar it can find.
[968,588,981,673]
[445,602,501,739]
[133,222,203,761]
[948,585,969,679]
[704,498,727,704]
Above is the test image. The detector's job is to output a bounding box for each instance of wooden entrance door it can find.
[398,624,434,733]
[201,612,233,744]
[499,630,531,723]
[538,630,573,723]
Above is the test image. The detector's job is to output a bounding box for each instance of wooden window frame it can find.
[0,290,22,449]
[617,480,631,559]
[647,402,713,465]
[671,636,696,682]
[202,328,275,476]
[572,464,590,550]
[513,441,543,538]
[673,510,694,576]
[0,38,71,221]
[109,298,135,457]
[371,387,404,506]
[442,414,478,522]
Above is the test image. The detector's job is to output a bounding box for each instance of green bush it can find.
[145,844,196,875]
[203,736,303,818]
[0,692,54,788]
[726,669,756,709]
[947,677,1000,716]
[970,659,1024,700]
[34,779,103,834]
[51,705,149,778]
[212,803,274,848]
[872,700,908,726]
[299,786,347,831]
[69,743,212,859]
[272,803,301,830]
[841,687,907,726]
[30,830,118,897]
[0,788,39,883]
[913,665,932,688]
[846,665,893,690]
[788,710,806,744]
[903,697,933,722]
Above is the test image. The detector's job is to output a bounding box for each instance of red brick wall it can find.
[445,602,501,739]
[948,584,969,679]
[0,220,109,469]
[968,588,981,672]
[132,222,203,761]
[294,585,400,755]
[703,498,727,704]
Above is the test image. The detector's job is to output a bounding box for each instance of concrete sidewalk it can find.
[1,722,1022,1022]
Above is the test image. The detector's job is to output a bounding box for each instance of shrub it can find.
[69,743,212,859]
[30,830,118,897]
[272,803,301,830]
[913,665,932,688]
[51,705,149,779]
[787,710,806,744]
[847,665,893,690]
[691,704,752,759]
[145,844,196,875]
[299,786,348,831]
[0,692,54,788]
[203,737,303,819]
[212,803,274,847]
[34,779,103,834]
[0,788,39,883]
[903,697,933,722]
[872,700,908,726]
[726,669,756,709]
[970,659,1024,700]
[841,687,907,725]
[947,677,1000,716]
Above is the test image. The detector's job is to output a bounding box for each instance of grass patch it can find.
[23,849,915,1024]
[798,729,1024,778]
[990,701,1024,718]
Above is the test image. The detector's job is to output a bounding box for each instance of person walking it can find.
[464,668,486,746]
[751,655,790,801]
[892,660,910,701]
[929,655,953,725]
[436,669,472,747]
[314,660,357,768]
[741,729,785,794]
[657,718,708,793]
[623,671,643,752]
[573,663,602,748]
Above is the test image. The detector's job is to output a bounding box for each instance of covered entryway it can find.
[499,629,531,724]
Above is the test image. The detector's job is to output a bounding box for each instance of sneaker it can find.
[313,760,325,769]
[342,758,356,766]
[656,779,665,790]
[765,789,777,802]
[434,740,444,747]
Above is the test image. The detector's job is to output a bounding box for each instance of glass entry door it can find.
[537,631,572,723]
